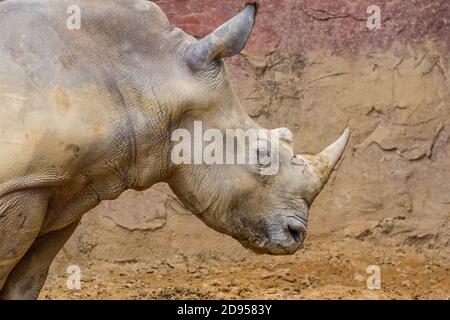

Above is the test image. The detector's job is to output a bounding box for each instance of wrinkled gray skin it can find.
[0,0,349,299]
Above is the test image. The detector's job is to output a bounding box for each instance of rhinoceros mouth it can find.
[242,238,305,255]
[237,218,307,255]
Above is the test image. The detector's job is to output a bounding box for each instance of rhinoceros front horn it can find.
[296,128,350,193]
[186,3,257,69]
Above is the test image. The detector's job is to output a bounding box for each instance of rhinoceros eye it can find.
[256,147,271,168]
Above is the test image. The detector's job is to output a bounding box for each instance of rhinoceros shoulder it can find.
[0,0,172,191]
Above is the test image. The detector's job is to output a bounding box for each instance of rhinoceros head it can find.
[158,4,349,254]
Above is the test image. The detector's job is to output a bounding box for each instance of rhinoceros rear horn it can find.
[186,3,257,69]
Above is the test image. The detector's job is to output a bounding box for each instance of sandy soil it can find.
[40,239,449,300]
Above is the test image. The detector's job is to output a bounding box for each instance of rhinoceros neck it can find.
[99,77,173,192]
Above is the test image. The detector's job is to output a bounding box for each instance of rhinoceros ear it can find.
[186,3,257,69]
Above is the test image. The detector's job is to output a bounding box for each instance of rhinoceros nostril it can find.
[289,228,300,242]
[286,220,306,243]
[288,226,301,242]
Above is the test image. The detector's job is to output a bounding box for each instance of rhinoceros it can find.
[0,0,349,299]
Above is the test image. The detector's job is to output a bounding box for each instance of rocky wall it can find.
[54,0,450,268]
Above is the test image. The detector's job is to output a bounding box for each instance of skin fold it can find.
[0,0,348,299]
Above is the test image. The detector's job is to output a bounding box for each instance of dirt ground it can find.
[40,239,449,300]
